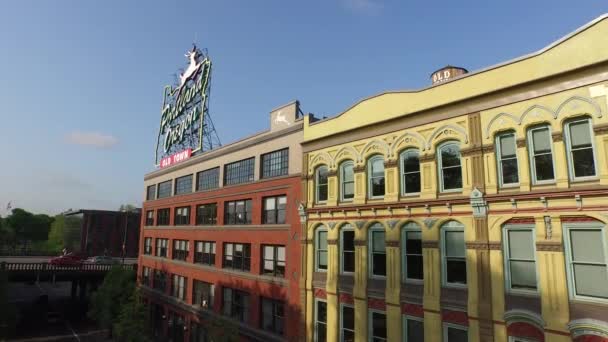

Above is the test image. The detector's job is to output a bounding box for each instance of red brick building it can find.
[138,101,307,342]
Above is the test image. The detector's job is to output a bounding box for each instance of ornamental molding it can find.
[593,123,608,135]
[422,241,439,249]
[504,309,546,331]
[327,222,337,230]
[353,165,366,173]
[384,160,398,168]
[327,239,338,245]
[354,220,366,229]
[386,240,399,247]
[387,219,400,230]
[460,146,483,157]
[551,131,563,142]
[535,241,563,252]
[326,170,338,177]
[353,239,366,246]
[427,124,469,147]
[481,144,495,153]
[516,138,526,148]
[418,154,435,163]
[423,217,438,229]
[568,318,608,339]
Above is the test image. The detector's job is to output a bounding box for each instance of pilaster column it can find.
[385,233,402,342]
[483,145,497,194]
[593,124,608,185]
[384,160,399,202]
[422,225,441,342]
[353,165,367,205]
[468,216,494,342]
[551,132,569,188]
[327,170,338,207]
[516,139,531,192]
[325,230,339,342]
[419,154,436,199]
[353,224,368,342]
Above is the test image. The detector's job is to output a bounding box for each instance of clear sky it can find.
[0,1,606,215]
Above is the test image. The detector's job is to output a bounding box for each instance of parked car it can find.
[82,256,118,264]
[49,253,85,266]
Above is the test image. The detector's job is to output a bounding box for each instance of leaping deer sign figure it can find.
[274,112,290,126]
[174,46,202,97]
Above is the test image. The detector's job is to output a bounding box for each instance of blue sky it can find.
[0,1,606,215]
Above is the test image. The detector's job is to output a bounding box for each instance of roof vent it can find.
[430,66,468,85]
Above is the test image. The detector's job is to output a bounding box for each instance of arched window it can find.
[340,224,355,274]
[527,125,555,184]
[495,131,519,187]
[440,220,466,286]
[315,166,328,203]
[368,156,385,199]
[400,149,421,195]
[315,226,328,272]
[339,161,355,202]
[402,222,423,282]
[368,223,386,277]
[438,142,463,192]
[565,117,597,180]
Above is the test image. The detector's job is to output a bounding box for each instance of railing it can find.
[1,262,136,273]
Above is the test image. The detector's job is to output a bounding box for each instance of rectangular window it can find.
[443,324,468,342]
[368,157,385,198]
[263,196,287,224]
[224,157,255,186]
[194,241,216,266]
[196,203,217,225]
[370,230,386,277]
[316,167,328,203]
[341,229,355,273]
[564,224,608,300]
[566,118,597,180]
[156,238,168,258]
[403,229,423,281]
[223,243,251,272]
[145,210,154,226]
[261,148,289,179]
[224,199,252,225]
[144,237,152,255]
[172,274,187,300]
[496,132,519,186]
[262,245,286,277]
[340,305,354,342]
[146,185,156,201]
[340,162,355,201]
[142,267,150,286]
[156,208,170,226]
[196,167,220,191]
[174,206,190,225]
[157,180,172,198]
[260,298,284,335]
[528,126,555,183]
[443,229,467,286]
[172,240,189,261]
[222,288,250,323]
[315,300,327,342]
[403,316,424,342]
[193,280,214,309]
[153,270,167,292]
[369,311,387,342]
[174,175,193,195]
[316,230,328,271]
[504,227,537,292]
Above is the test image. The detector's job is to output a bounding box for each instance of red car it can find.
[49,253,85,266]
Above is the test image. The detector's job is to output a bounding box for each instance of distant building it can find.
[65,209,141,257]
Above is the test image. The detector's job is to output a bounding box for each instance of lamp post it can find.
[121,208,131,265]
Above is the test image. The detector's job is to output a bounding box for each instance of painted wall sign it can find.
[155,45,212,167]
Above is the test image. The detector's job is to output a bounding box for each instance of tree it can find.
[0,267,16,339]
[113,288,150,342]
[89,267,136,337]
[204,318,239,342]
[119,204,137,212]
[45,214,66,254]
[4,208,53,244]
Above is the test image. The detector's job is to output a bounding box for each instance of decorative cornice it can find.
[552,132,564,142]
[593,123,608,135]
[481,144,495,153]
[353,165,366,173]
[422,241,438,249]
[536,241,563,252]
[460,146,483,157]
[418,154,435,163]
[568,318,608,339]
[516,138,526,148]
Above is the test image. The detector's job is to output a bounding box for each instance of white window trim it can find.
[495,132,520,188]
[315,166,328,204]
[440,221,467,288]
[442,323,468,342]
[402,223,423,284]
[402,315,424,342]
[340,161,355,202]
[340,225,355,275]
[314,298,327,342]
[315,228,328,272]
[527,125,557,185]
[367,155,385,199]
[563,222,608,303]
[340,303,355,342]
[564,117,599,182]
[399,149,421,196]
[368,224,387,278]
[502,224,539,295]
[368,309,387,342]
[437,141,463,193]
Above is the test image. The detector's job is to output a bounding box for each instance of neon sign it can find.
[155,45,212,167]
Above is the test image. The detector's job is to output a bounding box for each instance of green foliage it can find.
[118,204,137,212]
[4,208,53,243]
[88,267,136,333]
[113,288,150,342]
[0,268,16,339]
[45,214,66,254]
[204,318,239,342]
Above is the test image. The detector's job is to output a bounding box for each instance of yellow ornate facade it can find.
[299,15,608,342]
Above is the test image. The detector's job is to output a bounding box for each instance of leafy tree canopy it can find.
[4,208,53,242]
[113,288,150,342]
[89,267,136,333]
[118,204,137,212]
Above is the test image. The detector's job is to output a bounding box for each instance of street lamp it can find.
[120,207,132,265]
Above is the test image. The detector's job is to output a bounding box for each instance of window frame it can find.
[399,148,421,196]
[196,203,217,225]
[527,125,557,185]
[156,208,170,226]
[156,238,168,258]
[146,185,156,201]
[224,199,252,225]
[261,148,289,179]
[196,167,220,191]
[144,237,153,255]
[402,315,424,342]
[145,210,154,226]
[339,160,355,202]
[495,131,520,188]
[503,224,538,295]
[368,309,387,342]
[314,298,327,342]
[315,227,328,272]
[563,222,608,303]
[367,155,385,199]
[442,323,468,342]
[261,244,286,278]
[340,225,355,275]
[192,280,214,309]
[174,206,190,226]
[222,287,250,323]
[224,157,255,186]
[172,239,189,261]
[339,303,355,342]
[157,180,172,199]
[564,117,598,182]
[402,222,423,283]
[260,297,285,335]
[171,274,187,301]
[437,141,463,193]
[174,174,193,195]
[263,195,287,224]
[222,242,251,272]
[440,221,467,288]
[194,241,216,266]
[315,166,329,204]
[368,224,387,278]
